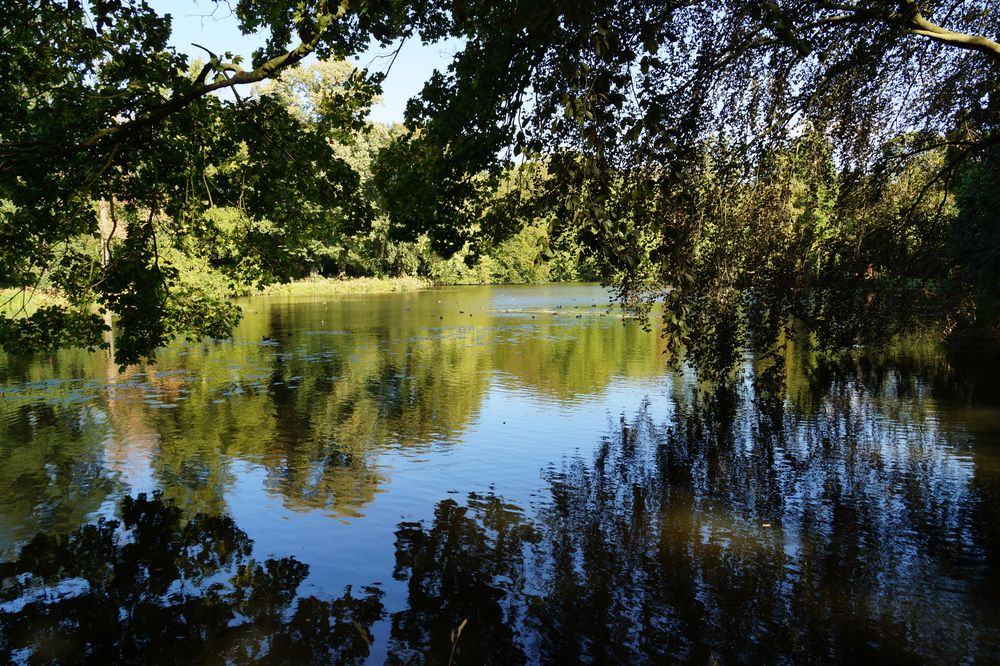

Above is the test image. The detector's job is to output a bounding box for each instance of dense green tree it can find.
[255,60,580,284]
[0,0,394,365]
[949,145,1000,331]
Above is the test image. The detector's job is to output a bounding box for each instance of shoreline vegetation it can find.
[254,275,431,296]
[1,274,559,316]
[0,287,70,318]
[1,275,558,309]
[3,281,995,358]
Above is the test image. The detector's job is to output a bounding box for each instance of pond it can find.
[1,283,998,663]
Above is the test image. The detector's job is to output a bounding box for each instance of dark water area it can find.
[0,284,998,663]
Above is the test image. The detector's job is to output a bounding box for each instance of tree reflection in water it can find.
[389,380,999,663]
[0,494,382,664]
[2,374,999,663]
[390,493,540,664]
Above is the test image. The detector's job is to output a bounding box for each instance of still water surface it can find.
[0,284,998,663]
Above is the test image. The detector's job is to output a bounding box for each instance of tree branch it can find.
[815,1,1000,66]
[79,38,322,150]
[903,12,1000,65]
[21,9,339,158]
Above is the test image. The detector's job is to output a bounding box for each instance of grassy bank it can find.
[0,288,71,317]
[2,278,430,318]
[256,275,430,297]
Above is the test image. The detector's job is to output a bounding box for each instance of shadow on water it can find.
[3,361,1000,663]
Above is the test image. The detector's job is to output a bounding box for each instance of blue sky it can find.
[146,0,463,125]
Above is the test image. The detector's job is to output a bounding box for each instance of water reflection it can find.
[2,371,998,662]
[0,400,121,550]
[0,286,667,545]
[533,391,992,662]
[389,493,539,664]
[1,286,999,661]
[0,493,382,664]
[387,382,999,663]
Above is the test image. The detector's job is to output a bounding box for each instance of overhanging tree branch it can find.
[78,17,333,150]
[814,1,1000,66]
[1,9,338,161]
[903,11,1000,64]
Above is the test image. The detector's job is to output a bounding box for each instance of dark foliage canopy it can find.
[380,0,1000,375]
